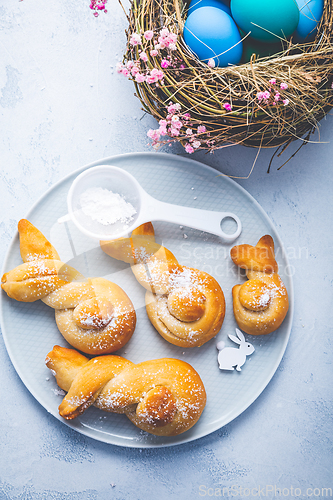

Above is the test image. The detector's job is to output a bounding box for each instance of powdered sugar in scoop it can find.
[80,187,136,226]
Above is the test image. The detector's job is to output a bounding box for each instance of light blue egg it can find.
[184,6,243,67]
[294,0,324,43]
[188,0,231,16]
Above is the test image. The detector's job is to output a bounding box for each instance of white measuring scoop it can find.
[58,165,242,242]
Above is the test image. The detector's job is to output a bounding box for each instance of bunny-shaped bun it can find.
[100,222,225,348]
[1,220,136,354]
[46,345,206,436]
[217,329,254,371]
[230,235,289,335]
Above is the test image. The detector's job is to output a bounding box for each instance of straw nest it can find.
[120,0,333,158]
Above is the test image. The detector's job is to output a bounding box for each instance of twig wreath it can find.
[116,0,333,166]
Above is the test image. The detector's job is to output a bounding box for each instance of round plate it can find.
[0,152,293,448]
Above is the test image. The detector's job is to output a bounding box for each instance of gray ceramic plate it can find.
[0,152,293,448]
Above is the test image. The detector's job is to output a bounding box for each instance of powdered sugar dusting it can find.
[80,187,136,226]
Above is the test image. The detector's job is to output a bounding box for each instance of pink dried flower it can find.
[269,78,276,85]
[280,82,288,90]
[223,102,232,112]
[283,99,290,106]
[158,40,167,49]
[146,68,163,84]
[150,49,158,57]
[192,140,201,149]
[158,125,168,136]
[179,64,185,70]
[160,27,170,38]
[257,91,264,101]
[131,65,140,76]
[167,103,181,114]
[90,0,107,14]
[186,128,193,135]
[173,120,183,130]
[157,28,178,50]
[208,58,215,68]
[185,144,195,154]
[140,52,148,62]
[144,30,154,41]
[168,33,177,44]
[146,74,156,84]
[262,91,270,99]
[135,73,146,83]
[147,129,160,141]
[183,113,191,121]
[151,68,164,80]
[197,125,206,134]
[130,33,141,46]
[116,62,124,73]
[170,127,180,136]
[274,92,280,101]
[161,59,169,69]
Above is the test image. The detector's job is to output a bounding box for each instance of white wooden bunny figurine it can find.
[217,328,254,372]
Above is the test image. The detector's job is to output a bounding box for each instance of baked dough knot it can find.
[100,222,225,348]
[1,220,136,354]
[45,345,207,436]
[230,235,289,335]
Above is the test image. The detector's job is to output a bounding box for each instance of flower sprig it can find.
[146,102,220,153]
[256,79,290,107]
[90,0,107,16]
[117,27,234,153]
[117,27,182,85]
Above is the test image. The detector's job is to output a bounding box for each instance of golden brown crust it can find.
[53,278,136,354]
[101,223,225,348]
[230,235,278,274]
[18,219,61,263]
[230,236,289,335]
[45,345,206,436]
[145,268,225,347]
[1,220,136,354]
[1,260,83,302]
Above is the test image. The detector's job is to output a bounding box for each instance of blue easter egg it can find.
[294,0,324,43]
[230,0,299,43]
[188,0,231,16]
[183,7,243,67]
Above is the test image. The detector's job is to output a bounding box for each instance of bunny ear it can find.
[228,334,241,345]
[236,328,245,342]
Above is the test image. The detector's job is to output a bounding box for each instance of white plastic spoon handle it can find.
[140,192,241,243]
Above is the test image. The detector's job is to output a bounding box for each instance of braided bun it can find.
[46,345,206,436]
